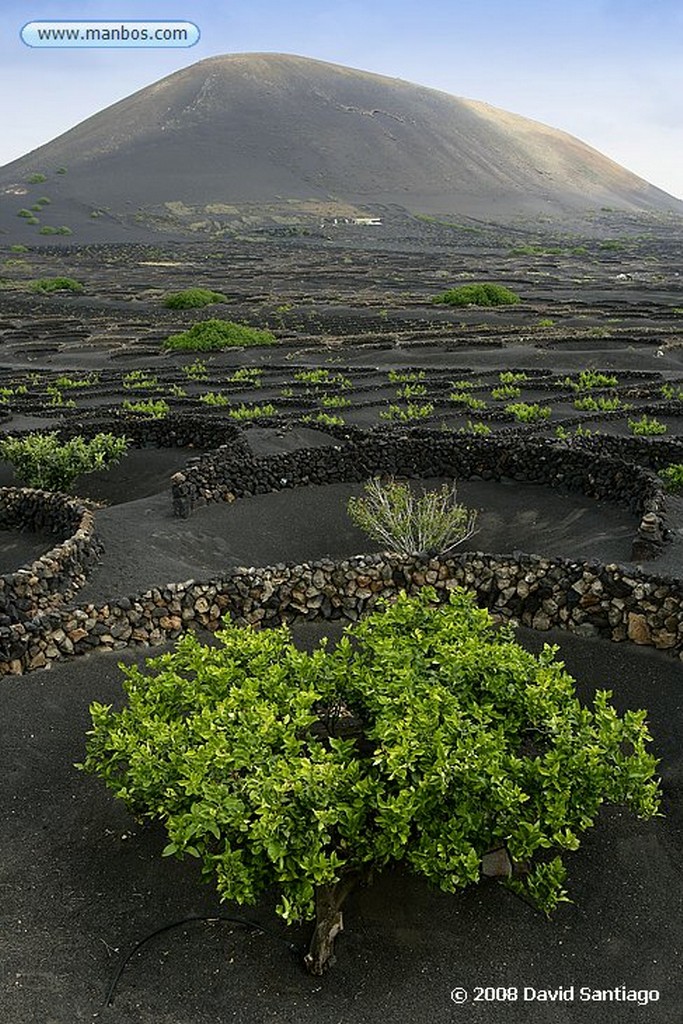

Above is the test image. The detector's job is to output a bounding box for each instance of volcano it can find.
[1,52,681,238]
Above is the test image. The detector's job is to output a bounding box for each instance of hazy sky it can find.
[3,0,682,199]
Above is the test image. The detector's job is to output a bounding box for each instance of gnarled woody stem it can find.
[304,871,366,975]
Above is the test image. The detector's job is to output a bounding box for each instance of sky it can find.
[2,0,683,199]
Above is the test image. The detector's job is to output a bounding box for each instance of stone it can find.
[627,613,651,645]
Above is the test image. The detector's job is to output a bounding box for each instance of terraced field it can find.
[1,232,682,1024]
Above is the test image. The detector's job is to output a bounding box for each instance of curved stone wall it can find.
[0,488,101,623]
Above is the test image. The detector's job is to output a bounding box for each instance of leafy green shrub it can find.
[320,395,352,409]
[10,245,28,253]
[36,197,51,206]
[122,370,158,390]
[379,403,434,422]
[46,385,75,409]
[565,370,618,391]
[17,209,33,219]
[0,432,128,491]
[302,412,345,428]
[163,319,276,352]
[506,402,551,423]
[659,464,683,493]
[660,383,683,401]
[228,403,278,420]
[229,367,263,385]
[499,371,528,385]
[39,226,57,236]
[432,284,520,307]
[200,391,231,407]
[26,216,40,225]
[449,392,487,411]
[163,288,228,310]
[30,277,83,293]
[628,415,667,436]
[491,385,521,401]
[387,370,426,384]
[121,398,169,419]
[396,382,428,399]
[27,173,47,184]
[54,226,72,236]
[182,359,209,381]
[573,396,621,412]
[458,420,492,436]
[56,167,67,174]
[80,588,660,974]
[348,477,477,556]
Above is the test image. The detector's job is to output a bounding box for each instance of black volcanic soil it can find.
[1,233,682,1024]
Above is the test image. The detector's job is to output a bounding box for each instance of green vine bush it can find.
[0,432,128,491]
[80,589,661,974]
[659,464,683,493]
[163,288,227,309]
[163,319,276,352]
[347,477,477,556]
[432,283,520,307]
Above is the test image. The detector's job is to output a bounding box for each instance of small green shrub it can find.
[565,370,618,391]
[30,277,83,293]
[200,391,231,407]
[0,432,128,491]
[39,227,57,236]
[17,210,33,219]
[303,412,345,428]
[387,370,426,384]
[228,403,278,420]
[320,395,352,409]
[123,370,158,390]
[380,403,434,422]
[432,284,520,307]
[163,288,228,310]
[396,382,428,399]
[573,396,621,412]
[628,415,667,436]
[491,385,521,401]
[55,226,72,236]
[55,167,67,174]
[458,420,492,436]
[182,359,209,381]
[659,464,683,493]
[10,244,28,253]
[229,367,263,385]
[27,173,47,184]
[660,383,683,401]
[46,385,76,409]
[499,372,528,385]
[506,403,552,423]
[348,477,477,556]
[449,392,487,411]
[121,398,169,419]
[163,320,276,352]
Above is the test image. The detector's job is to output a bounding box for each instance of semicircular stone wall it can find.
[0,425,680,675]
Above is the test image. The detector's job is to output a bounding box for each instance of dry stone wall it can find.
[0,550,681,676]
[0,488,100,623]
[1,426,680,677]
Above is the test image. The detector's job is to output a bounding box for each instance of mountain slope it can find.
[1,52,681,238]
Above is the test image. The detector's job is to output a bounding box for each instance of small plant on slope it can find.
[347,477,477,556]
[80,588,661,975]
